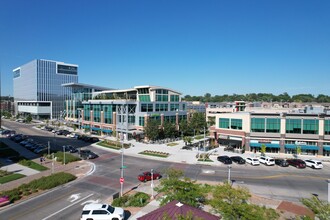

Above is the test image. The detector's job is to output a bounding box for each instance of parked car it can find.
[230,156,246,164]
[217,155,232,164]
[137,171,162,182]
[63,145,78,153]
[80,150,98,159]
[259,156,275,166]
[305,159,323,169]
[224,146,235,152]
[89,137,99,143]
[274,158,289,167]
[80,203,125,220]
[287,159,306,168]
[245,157,260,166]
[34,146,47,154]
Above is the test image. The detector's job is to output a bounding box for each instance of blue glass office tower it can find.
[13,59,78,119]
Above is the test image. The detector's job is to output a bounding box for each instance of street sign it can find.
[120,177,124,183]
[121,165,127,169]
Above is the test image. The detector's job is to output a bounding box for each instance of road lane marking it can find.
[69,193,81,202]
[8,189,79,220]
[240,174,329,180]
[42,193,94,220]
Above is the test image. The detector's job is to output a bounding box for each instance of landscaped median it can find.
[139,150,170,158]
[0,170,25,184]
[97,140,131,150]
[0,172,76,204]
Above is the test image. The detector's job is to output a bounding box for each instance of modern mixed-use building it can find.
[65,85,188,140]
[210,107,330,157]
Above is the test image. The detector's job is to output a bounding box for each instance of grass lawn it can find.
[195,135,204,140]
[167,143,178,147]
[0,173,26,184]
[97,141,122,150]
[19,160,48,171]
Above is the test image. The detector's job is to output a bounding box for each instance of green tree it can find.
[189,112,207,134]
[179,119,190,137]
[144,119,159,141]
[26,114,32,123]
[163,121,177,139]
[260,144,267,156]
[155,168,208,208]
[209,183,279,220]
[301,195,330,220]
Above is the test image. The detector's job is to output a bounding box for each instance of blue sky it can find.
[1,0,329,97]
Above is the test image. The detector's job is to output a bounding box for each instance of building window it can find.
[286,119,302,134]
[231,119,242,130]
[141,103,153,112]
[251,118,265,132]
[170,95,179,102]
[325,120,330,135]
[266,118,280,133]
[170,104,179,111]
[156,89,169,102]
[219,118,230,129]
[303,119,319,134]
[155,103,168,112]
[139,95,151,102]
[139,117,145,126]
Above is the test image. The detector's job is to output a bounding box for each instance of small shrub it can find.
[112,195,130,207]
[128,192,150,207]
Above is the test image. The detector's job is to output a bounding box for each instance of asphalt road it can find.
[1,120,330,220]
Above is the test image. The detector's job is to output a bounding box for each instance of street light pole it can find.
[228,165,231,184]
[63,146,66,165]
[151,169,154,199]
[327,179,330,203]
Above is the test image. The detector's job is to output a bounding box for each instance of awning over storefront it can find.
[285,144,319,150]
[91,127,101,131]
[102,129,112,133]
[301,145,319,150]
[250,143,280,148]
[285,144,296,149]
[324,145,330,151]
[82,125,90,129]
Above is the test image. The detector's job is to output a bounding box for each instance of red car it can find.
[286,159,306,168]
[138,171,161,182]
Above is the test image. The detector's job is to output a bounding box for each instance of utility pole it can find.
[151,169,154,199]
[328,179,330,203]
[228,165,231,184]
[203,127,206,161]
[63,146,66,165]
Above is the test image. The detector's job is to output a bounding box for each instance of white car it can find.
[305,159,323,169]
[259,156,275,166]
[80,203,125,220]
[246,157,260,166]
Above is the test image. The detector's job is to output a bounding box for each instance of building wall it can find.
[13,59,78,119]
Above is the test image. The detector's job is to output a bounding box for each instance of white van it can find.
[80,203,125,220]
[259,156,275,166]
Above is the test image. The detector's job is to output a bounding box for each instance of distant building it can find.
[13,59,78,119]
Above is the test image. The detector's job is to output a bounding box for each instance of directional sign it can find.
[120,177,124,183]
[121,165,127,169]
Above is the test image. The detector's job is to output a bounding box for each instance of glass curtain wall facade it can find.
[14,59,78,119]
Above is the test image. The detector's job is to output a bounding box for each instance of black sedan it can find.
[274,158,289,167]
[217,156,232,164]
[230,156,246,164]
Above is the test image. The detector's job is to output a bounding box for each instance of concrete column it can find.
[245,133,250,152]
[113,112,116,125]
[161,114,164,127]
[81,110,85,122]
[90,110,94,123]
[280,134,285,153]
[176,112,179,130]
[318,136,324,156]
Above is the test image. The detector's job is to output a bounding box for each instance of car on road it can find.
[80,203,125,220]
[274,158,289,167]
[217,155,232,164]
[230,156,246,164]
[80,150,98,159]
[304,159,323,169]
[245,157,260,166]
[138,171,162,182]
[287,159,306,168]
[258,156,275,166]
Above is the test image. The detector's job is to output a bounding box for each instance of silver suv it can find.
[259,156,275,166]
[305,159,323,169]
